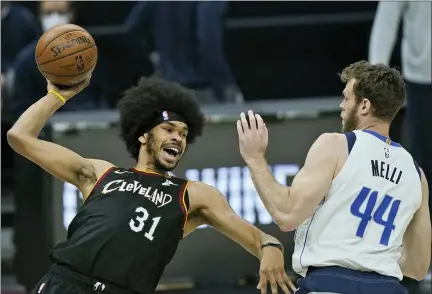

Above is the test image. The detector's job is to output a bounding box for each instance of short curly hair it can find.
[339,60,405,122]
[117,77,205,161]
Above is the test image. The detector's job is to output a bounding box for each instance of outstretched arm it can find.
[7,79,114,199]
[237,111,341,231]
[187,181,296,294]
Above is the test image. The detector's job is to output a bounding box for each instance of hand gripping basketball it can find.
[46,75,91,103]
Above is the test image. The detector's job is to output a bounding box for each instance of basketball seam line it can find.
[36,29,89,59]
[37,45,97,66]
[41,63,95,77]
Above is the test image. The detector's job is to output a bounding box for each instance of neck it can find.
[135,158,169,177]
[356,120,391,137]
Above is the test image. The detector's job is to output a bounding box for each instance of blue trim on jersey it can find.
[299,212,316,268]
[362,130,402,147]
[344,132,357,154]
[299,197,326,268]
[413,160,421,179]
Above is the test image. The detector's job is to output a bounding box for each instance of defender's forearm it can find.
[253,231,282,260]
[9,93,63,138]
[247,157,292,224]
[236,222,282,260]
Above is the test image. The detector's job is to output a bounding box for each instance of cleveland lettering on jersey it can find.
[50,168,190,293]
[101,179,172,208]
[371,160,403,184]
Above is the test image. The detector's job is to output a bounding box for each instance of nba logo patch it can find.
[162,111,169,121]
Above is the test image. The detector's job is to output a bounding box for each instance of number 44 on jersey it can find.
[350,186,401,246]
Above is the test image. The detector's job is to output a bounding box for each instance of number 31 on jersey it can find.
[350,186,401,246]
[129,207,161,241]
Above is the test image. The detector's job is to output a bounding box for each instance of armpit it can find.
[76,164,97,184]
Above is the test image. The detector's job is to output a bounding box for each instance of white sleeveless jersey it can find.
[292,130,422,280]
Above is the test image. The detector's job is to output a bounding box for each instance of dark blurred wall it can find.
[16,1,398,103]
[20,1,379,25]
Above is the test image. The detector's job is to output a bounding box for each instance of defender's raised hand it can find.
[237,110,268,163]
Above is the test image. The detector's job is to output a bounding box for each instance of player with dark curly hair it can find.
[7,76,296,294]
[117,77,205,165]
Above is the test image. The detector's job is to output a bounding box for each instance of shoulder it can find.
[302,133,348,172]
[316,132,345,144]
[187,181,226,211]
[309,133,346,155]
[187,181,220,197]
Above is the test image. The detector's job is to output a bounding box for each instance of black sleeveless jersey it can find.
[50,167,189,294]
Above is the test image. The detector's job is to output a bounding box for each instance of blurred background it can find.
[1,1,431,294]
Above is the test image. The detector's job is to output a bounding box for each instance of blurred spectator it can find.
[196,2,243,104]
[369,1,431,210]
[125,1,243,104]
[369,2,432,293]
[7,1,108,119]
[1,1,41,108]
[1,1,41,74]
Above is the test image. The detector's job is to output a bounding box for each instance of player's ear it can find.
[359,98,371,115]
[138,134,147,145]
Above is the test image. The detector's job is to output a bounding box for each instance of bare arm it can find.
[7,80,114,199]
[245,133,341,231]
[399,169,431,281]
[187,181,279,258]
[187,181,296,294]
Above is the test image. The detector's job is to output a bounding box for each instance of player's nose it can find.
[170,132,182,142]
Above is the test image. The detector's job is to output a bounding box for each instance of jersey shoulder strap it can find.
[165,175,190,210]
[344,131,357,154]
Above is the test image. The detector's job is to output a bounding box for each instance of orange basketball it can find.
[35,24,97,87]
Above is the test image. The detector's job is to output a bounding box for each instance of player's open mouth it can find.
[162,146,181,160]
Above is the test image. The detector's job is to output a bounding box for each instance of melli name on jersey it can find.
[292,130,422,281]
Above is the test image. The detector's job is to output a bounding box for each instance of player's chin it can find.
[159,156,180,171]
